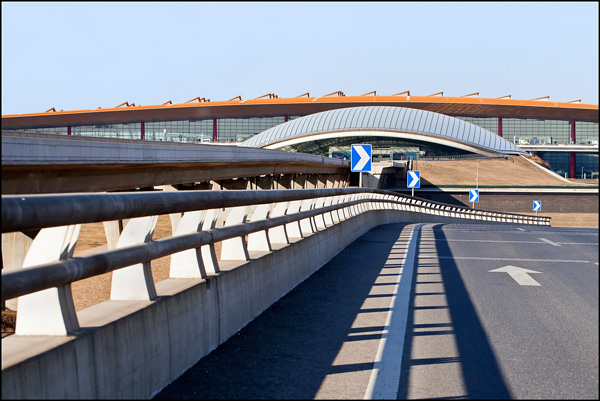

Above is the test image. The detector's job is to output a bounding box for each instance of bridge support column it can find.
[306,175,319,189]
[254,175,274,190]
[276,174,293,189]
[292,174,306,189]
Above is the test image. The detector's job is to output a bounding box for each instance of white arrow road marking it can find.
[408,171,419,187]
[489,265,542,286]
[539,237,561,247]
[354,145,370,170]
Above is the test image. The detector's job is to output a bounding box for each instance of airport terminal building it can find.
[2,91,598,179]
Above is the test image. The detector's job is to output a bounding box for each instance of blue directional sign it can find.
[533,200,541,211]
[351,144,372,172]
[407,170,420,188]
[469,189,479,202]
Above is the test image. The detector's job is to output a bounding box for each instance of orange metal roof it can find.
[2,94,597,129]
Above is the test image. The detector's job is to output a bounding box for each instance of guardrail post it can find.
[285,200,303,238]
[103,220,123,250]
[267,202,289,244]
[220,206,250,261]
[247,204,272,252]
[110,215,159,300]
[15,225,81,335]
[2,231,37,311]
[299,198,315,235]
[201,208,220,273]
[314,197,328,230]
[170,210,207,278]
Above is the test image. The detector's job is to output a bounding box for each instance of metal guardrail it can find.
[2,188,550,335]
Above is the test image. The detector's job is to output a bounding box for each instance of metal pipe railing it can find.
[1,198,366,301]
[1,188,550,303]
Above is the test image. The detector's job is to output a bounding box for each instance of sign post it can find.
[407,170,420,196]
[351,144,372,188]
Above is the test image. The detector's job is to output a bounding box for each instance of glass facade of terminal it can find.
[5,113,598,179]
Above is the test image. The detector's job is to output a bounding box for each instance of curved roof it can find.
[2,93,597,130]
[239,106,526,156]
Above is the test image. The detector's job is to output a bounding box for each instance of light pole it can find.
[473,159,480,209]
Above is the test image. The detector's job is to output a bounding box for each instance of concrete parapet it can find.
[1,188,547,399]
[2,208,454,399]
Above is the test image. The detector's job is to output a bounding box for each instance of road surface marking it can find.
[539,237,561,247]
[489,265,542,286]
[364,224,423,400]
[438,256,590,263]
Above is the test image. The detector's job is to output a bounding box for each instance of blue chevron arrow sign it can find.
[469,189,479,202]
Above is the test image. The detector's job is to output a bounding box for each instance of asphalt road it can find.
[154,223,598,400]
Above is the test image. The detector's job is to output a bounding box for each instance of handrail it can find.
[1,188,550,305]
[2,188,360,233]
[1,188,549,234]
[2,198,369,301]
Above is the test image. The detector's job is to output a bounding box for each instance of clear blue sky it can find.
[2,1,598,115]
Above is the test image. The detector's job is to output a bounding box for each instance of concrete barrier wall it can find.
[1,209,509,399]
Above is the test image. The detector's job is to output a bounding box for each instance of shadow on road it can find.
[397,224,512,399]
[154,223,410,399]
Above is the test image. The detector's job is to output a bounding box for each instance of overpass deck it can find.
[1,132,350,194]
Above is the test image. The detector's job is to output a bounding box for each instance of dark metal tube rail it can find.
[1,188,549,233]
[1,199,367,301]
[1,188,366,233]
[1,188,551,302]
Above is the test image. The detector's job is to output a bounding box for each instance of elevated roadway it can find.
[154,222,599,400]
[1,132,350,194]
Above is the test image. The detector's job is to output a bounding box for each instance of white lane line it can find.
[517,228,525,231]
[438,239,598,245]
[437,256,591,263]
[364,224,423,400]
[440,239,544,244]
[539,237,561,247]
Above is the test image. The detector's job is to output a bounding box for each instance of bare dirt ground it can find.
[2,155,597,334]
[413,155,588,187]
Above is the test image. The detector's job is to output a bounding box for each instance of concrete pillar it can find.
[103,220,124,250]
[317,175,327,189]
[292,174,306,189]
[110,215,159,301]
[277,174,293,189]
[306,175,318,189]
[15,225,81,335]
[218,178,247,190]
[220,206,250,261]
[170,210,206,278]
[256,175,273,190]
